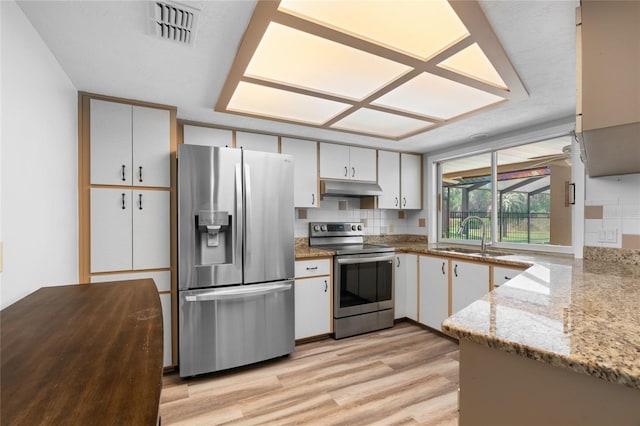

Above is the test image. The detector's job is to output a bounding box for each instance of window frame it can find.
[426,118,582,256]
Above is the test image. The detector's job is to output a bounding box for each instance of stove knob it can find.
[313,225,320,232]
[321,225,327,232]
[357,225,363,231]
[351,225,357,231]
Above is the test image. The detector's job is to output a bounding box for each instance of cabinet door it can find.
[319,143,350,179]
[90,99,132,185]
[160,293,173,367]
[183,125,232,147]
[90,188,133,272]
[132,190,171,270]
[349,146,377,182]
[294,276,331,339]
[451,260,489,314]
[399,254,418,321]
[419,256,449,330]
[132,106,170,188]
[492,266,525,288]
[400,153,422,209]
[378,151,400,209]
[236,132,279,153]
[281,138,318,208]
[394,255,406,319]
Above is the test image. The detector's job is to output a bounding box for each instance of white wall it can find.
[1,1,78,308]
[584,173,640,249]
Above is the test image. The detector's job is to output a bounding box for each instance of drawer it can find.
[295,259,331,278]
[492,266,525,288]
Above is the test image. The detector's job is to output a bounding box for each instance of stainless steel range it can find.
[309,222,395,339]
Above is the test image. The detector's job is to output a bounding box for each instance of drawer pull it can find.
[306,266,318,271]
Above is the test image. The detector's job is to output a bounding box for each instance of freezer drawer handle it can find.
[184,283,292,302]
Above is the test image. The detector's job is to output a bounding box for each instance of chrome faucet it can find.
[457,216,489,253]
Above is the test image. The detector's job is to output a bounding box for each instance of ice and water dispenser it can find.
[195,210,233,265]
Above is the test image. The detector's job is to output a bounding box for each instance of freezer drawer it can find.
[179,281,295,377]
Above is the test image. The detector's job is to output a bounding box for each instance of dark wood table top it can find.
[1,279,164,426]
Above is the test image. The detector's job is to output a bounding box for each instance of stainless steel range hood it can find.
[320,180,383,197]
[577,122,640,177]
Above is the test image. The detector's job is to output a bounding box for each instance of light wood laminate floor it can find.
[160,322,460,425]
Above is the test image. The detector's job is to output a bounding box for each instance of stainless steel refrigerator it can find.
[178,144,295,377]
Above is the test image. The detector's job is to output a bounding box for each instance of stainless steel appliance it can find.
[178,145,295,377]
[309,222,395,339]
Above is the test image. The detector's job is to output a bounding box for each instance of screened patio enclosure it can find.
[442,163,571,245]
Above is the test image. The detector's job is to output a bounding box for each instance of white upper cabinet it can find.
[400,153,422,209]
[319,143,376,182]
[378,151,400,209]
[183,125,232,147]
[90,100,133,185]
[132,106,170,187]
[236,132,279,153]
[90,99,170,187]
[281,138,318,208]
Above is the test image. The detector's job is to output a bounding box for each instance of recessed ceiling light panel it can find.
[331,108,435,138]
[227,81,351,125]
[278,0,469,61]
[245,22,411,100]
[372,72,505,119]
[438,43,507,89]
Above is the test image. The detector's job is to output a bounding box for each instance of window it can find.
[439,136,572,248]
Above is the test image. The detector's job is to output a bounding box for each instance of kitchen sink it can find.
[434,247,512,257]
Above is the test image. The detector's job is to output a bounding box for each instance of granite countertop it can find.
[295,238,640,390]
[440,252,640,391]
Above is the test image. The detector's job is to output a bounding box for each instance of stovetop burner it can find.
[309,222,395,255]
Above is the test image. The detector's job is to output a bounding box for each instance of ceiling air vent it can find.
[148,1,200,46]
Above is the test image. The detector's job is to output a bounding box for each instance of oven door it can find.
[334,252,395,318]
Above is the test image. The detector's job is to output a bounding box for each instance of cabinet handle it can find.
[504,276,512,280]
[121,193,126,210]
[324,280,328,292]
[395,197,398,207]
[312,193,315,205]
[351,167,355,178]
[306,266,318,271]
[121,165,126,181]
[344,166,348,177]
[138,193,143,210]
[397,257,400,267]
[138,166,143,183]
[442,262,446,275]
[403,197,407,207]
[454,264,458,277]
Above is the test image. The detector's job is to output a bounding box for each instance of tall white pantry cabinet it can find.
[79,94,177,369]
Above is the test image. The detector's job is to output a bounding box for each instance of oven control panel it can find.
[309,222,364,237]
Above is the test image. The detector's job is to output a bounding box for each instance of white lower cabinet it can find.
[451,260,490,314]
[492,265,525,288]
[90,188,170,273]
[418,256,449,330]
[294,258,331,340]
[160,293,173,367]
[294,276,331,339]
[394,254,417,321]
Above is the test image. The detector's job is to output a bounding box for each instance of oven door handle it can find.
[337,254,395,265]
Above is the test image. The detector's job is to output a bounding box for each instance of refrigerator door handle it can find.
[184,282,292,302]
[235,163,243,266]
[244,164,252,264]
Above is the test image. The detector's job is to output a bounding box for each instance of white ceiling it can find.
[16,0,578,154]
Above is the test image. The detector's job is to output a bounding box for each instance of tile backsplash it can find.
[294,198,427,238]
[584,173,640,250]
